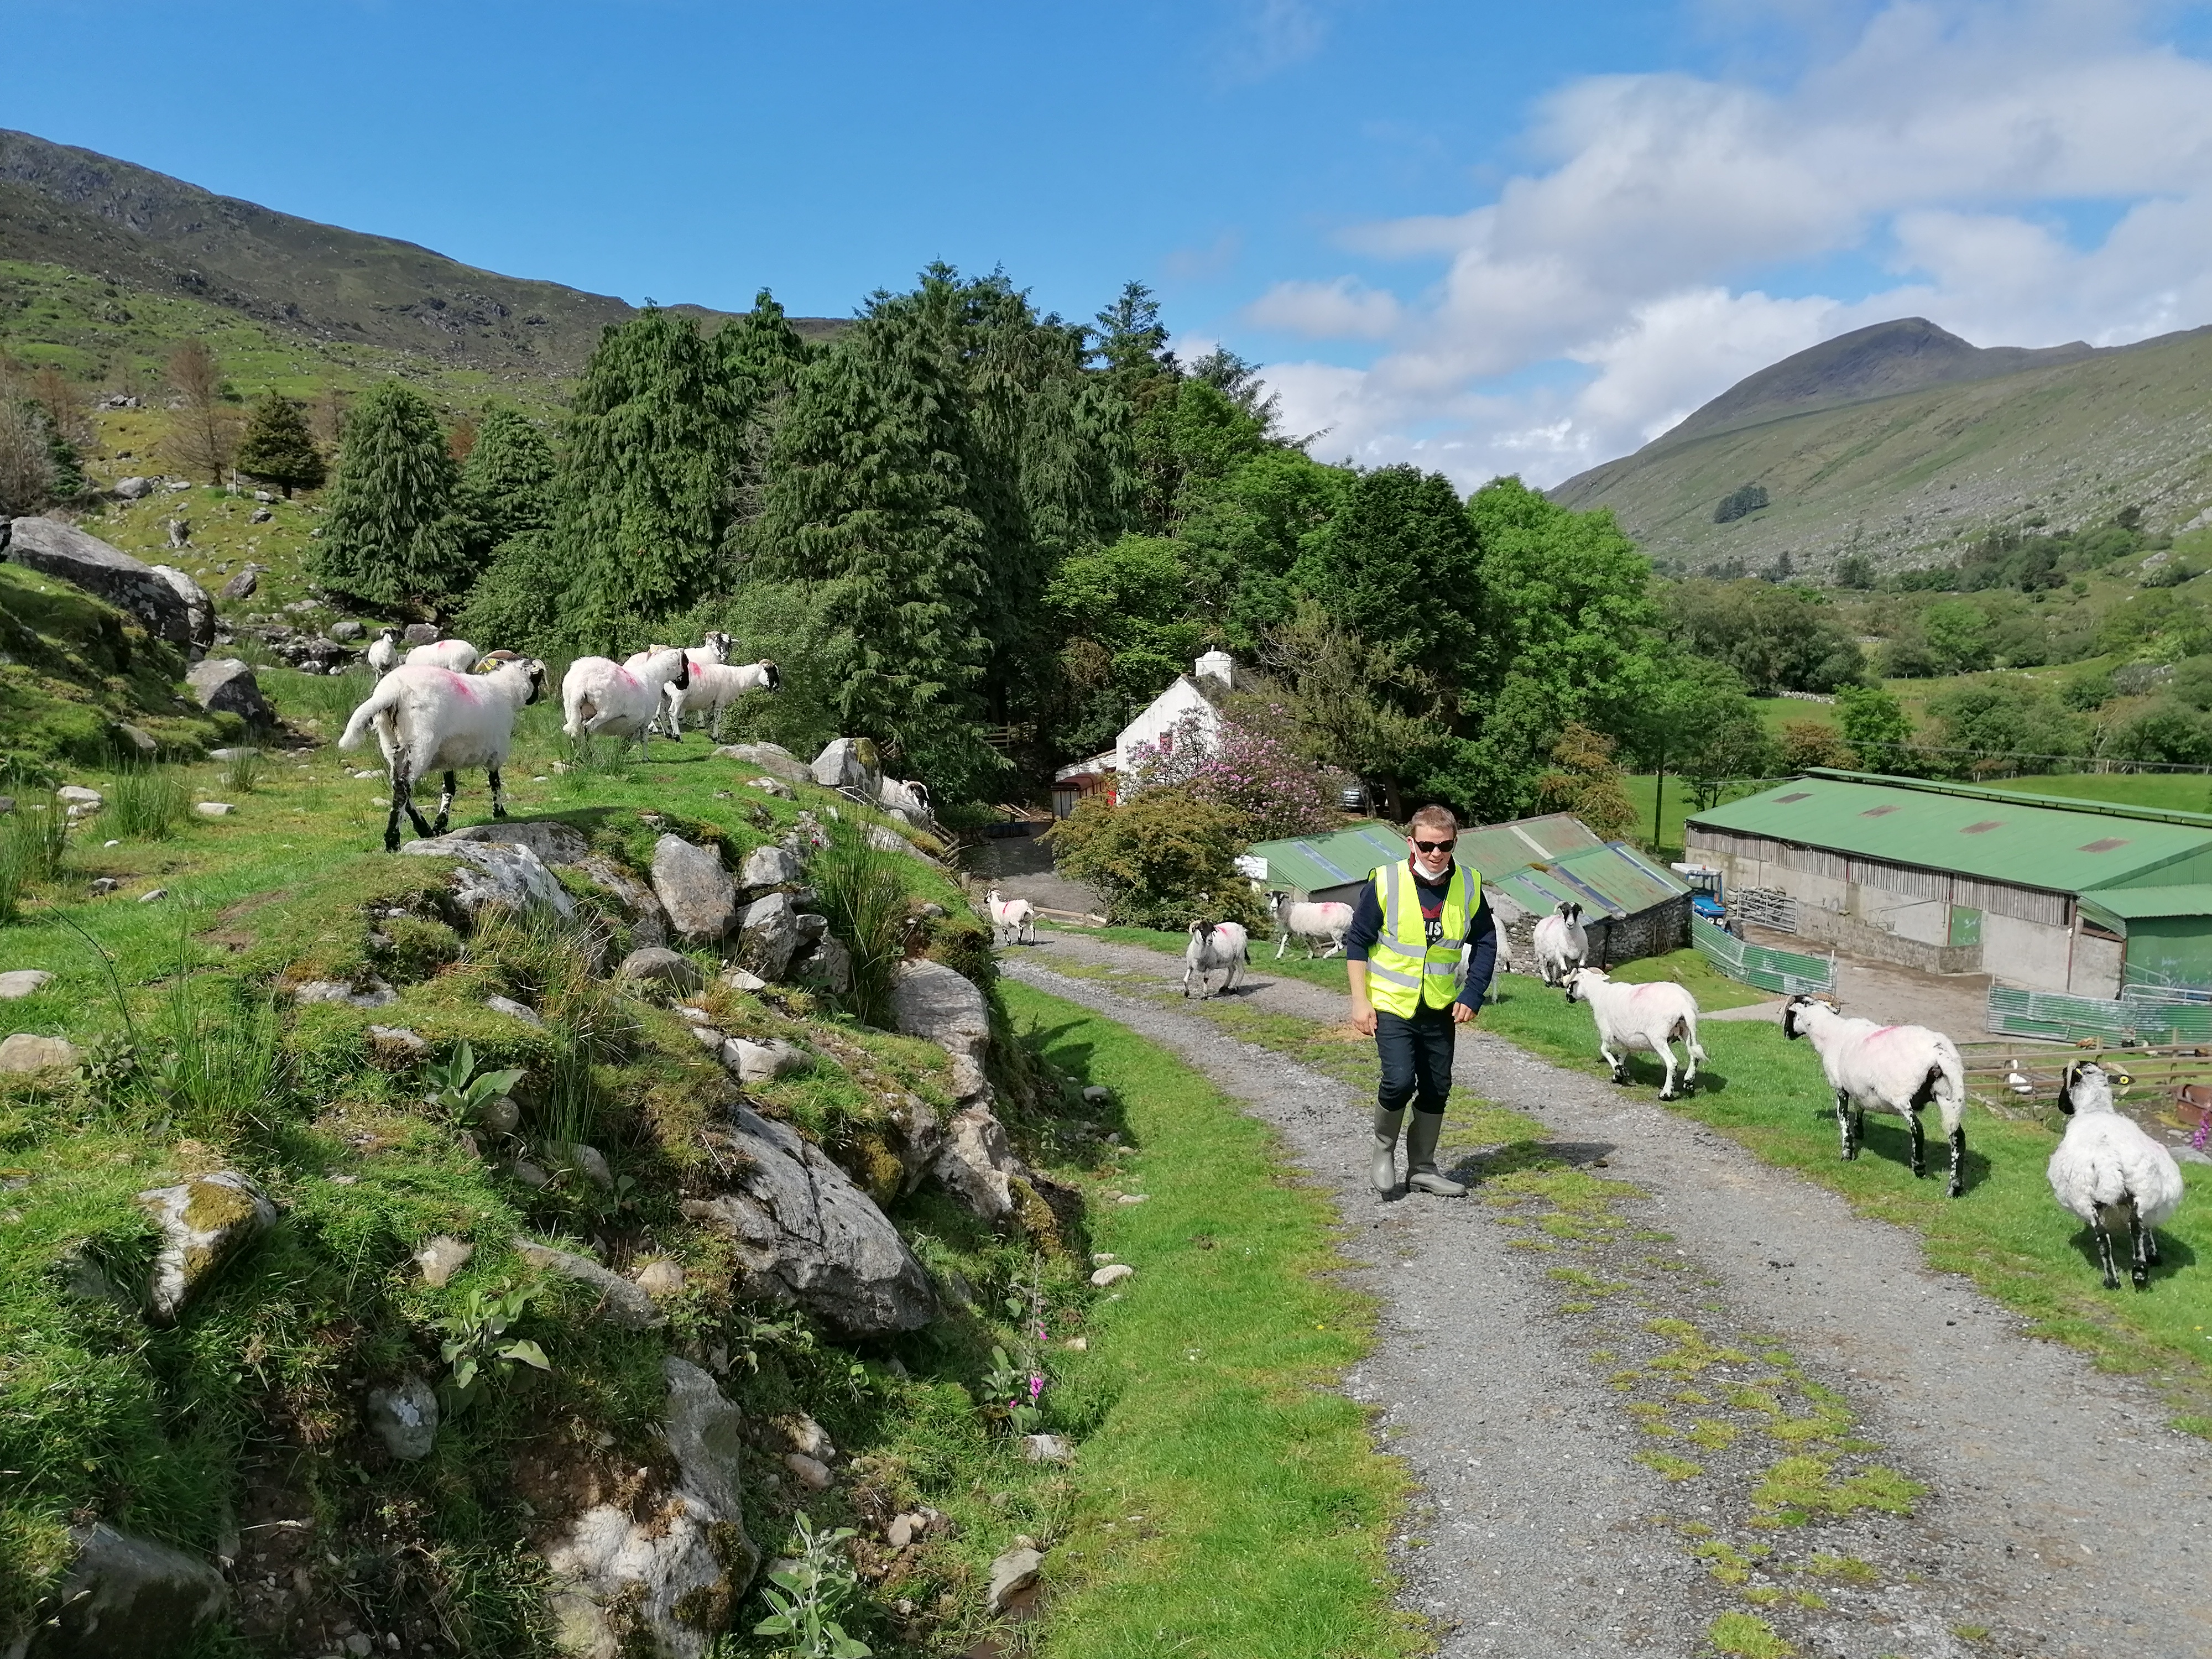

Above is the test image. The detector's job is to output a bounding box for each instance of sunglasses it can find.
[1412,837,1456,853]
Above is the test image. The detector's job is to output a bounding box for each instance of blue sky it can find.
[9,2,2212,484]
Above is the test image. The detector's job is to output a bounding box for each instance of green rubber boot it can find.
[1370,1107,1404,1196]
[1405,1110,1467,1196]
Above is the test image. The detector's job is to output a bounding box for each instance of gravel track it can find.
[1002,936,2212,1659]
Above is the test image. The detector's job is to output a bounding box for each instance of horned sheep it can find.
[2049,1060,2185,1289]
[1182,920,1248,999]
[1532,900,1588,987]
[1782,995,1968,1197]
[1563,968,1706,1099]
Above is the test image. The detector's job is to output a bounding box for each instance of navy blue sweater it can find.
[1343,860,1499,1014]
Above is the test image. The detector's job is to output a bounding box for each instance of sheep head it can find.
[1563,967,1605,1004]
[2057,1060,2128,1115]
[759,660,782,692]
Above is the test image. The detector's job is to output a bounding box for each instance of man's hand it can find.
[1452,1001,1476,1025]
[1350,999,1377,1037]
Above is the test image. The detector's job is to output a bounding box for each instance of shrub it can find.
[1713,483,1769,524]
[107,763,189,840]
[810,830,911,1028]
[1535,723,1640,840]
[1047,789,1266,931]
[1124,703,1346,842]
[1777,721,1857,773]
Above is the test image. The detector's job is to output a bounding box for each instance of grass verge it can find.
[1003,980,1421,1659]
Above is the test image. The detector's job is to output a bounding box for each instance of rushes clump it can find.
[0,790,67,922]
[220,747,265,794]
[108,762,190,841]
[810,829,909,1027]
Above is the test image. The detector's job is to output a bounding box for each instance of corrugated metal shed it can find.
[2077,885,2212,919]
[1243,821,1407,895]
[1456,814,1602,877]
[1688,771,2212,894]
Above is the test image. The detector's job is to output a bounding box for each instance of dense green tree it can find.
[234,394,325,497]
[1047,536,1207,758]
[2105,700,2212,766]
[1661,579,1865,693]
[1834,684,1918,775]
[1259,601,1448,817]
[1173,449,1349,649]
[1925,680,2085,778]
[455,403,554,560]
[546,306,755,646]
[314,379,464,611]
[748,310,999,797]
[1293,466,1485,697]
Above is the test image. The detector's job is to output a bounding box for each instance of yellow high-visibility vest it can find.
[1365,858,1479,1016]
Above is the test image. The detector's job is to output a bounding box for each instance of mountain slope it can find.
[1552,319,2212,576]
[0,129,843,376]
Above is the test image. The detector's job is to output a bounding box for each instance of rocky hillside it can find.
[1,129,846,379]
[1553,317,2212,578]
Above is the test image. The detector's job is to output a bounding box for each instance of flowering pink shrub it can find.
[1125,706,1345,842]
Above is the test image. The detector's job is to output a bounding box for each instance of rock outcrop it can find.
[543,1358,760,1659]
[930,1105,1030,1225]
[365,1375,440,1461]
[184,658,273,725]
[13,1523,227,1658]
[512,1237,664,1331]
[437,818,590,867]
[683,1106,935,1338]
[810,737,881,796]
[3,517,213,650]
[712,742,811,786]
[617,947,701,995]
[575,853,669,951]
[890,959,991,1059]
[399,836,576,920]
[651,836,736,945]
[148,565,215,650]
[137,1171,276,1322]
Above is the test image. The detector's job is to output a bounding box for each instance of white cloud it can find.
[1246,1,2212,489]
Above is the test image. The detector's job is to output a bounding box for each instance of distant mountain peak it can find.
[1650,316,2097,450]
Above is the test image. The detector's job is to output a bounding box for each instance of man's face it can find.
[1407,826,1454,879]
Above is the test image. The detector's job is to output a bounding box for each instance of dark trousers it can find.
[1376,1003,1455,1117]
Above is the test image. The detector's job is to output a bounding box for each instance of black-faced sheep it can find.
[1782,995,1968,1197]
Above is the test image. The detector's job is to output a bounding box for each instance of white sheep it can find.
[338,651,548,852]
[879,777,933,825]
[1269,893,1352,959]
[562,646,692,758]
[1182,920,1249,998]
[405,637,481,672]
[1564,968,1707,1099]
[365,627,403,677]
[1532,900,1589,987]
[1782,995,1968,1197]
[985,886,1036,946]
[2049,1060,2185,1290]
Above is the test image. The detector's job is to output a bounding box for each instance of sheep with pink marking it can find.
[1783,995,1968,1197]
[561,646,692,758]
[340,652,548,852]
[1564,968,1706,1099]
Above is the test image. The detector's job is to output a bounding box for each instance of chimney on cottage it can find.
[1195,649,1234,686]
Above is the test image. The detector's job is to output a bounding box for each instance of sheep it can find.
[366,627,403,678]
[879,777,933,825]
[405,637,481,673]
[1564,968,1707,1099]
[1182,920,1249,998]
[561,646,692,758]
[1269,892,1353,959]
[1532,900,1589,987]
[1782,995,1968,1197]
[651,634,780,742]
[2049,1060,2185,1289]
[985,886,1036,946]
[338,651,548,853]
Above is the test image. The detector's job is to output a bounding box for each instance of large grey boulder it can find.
[137,1171,276,1322]
[542,1358,759,1659]
[713,742,811,786]
[183,658,272,725]
[439,818,589,867]
[575,853,669,951]
[148,566,215,648]
[682,1105,935,1338]
[716,1036,810,1085]
[737,843,797,890]
[651,835,736,945]
[111,476,154,500]
[3,517,212,649]
[791,935,852,995]
[931,1105,1029,1225]
[0,1034,80,1073]
[400,836,576,920]
[513,1237,664,1331]
[12,1524,227,1659]
[403,622,440,646]
[732,892,800,981]
[617,947,700,995]
[810,736,881,796]
[891,958,992,1059]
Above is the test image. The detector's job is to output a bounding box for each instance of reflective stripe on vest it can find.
[1366,858,1478,1016]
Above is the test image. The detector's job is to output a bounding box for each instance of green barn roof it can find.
[1242,821,1408,894]
[1688,771,2212,895]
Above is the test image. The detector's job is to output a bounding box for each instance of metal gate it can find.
[1691,916,1835,995]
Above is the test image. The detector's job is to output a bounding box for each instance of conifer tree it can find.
[547,306,752,646]
[314,379,464,611]
[1293,465,1486,697]
[235,394,325,497]
[748,312,997,795]
[456,403,554,555]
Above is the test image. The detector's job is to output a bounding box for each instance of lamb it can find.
[1564,968,1706,1099]
[1532,900,1589,987]
[365,627,403,678]
[985,886,1036,946]
[338,651,548,853]
[561,646,692,758]
[1182,920,1249,998]
[405,637,481,673]
[2048,1060,2185,1289]
[1782,995,1968,1197]
[1269,893,1353,959]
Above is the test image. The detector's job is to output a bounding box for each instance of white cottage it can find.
[1052,650,1240,818]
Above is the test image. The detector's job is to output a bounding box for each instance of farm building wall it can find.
[1494,894,1687,973]
[2122,918,2212,990]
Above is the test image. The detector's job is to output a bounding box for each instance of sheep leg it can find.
[1946,1125,1964,1198]
[489,765,508,819]
[434,770,457,834]
[2092,1206,2121,1290]
[382,763,410,853]
[1601,1039,1627,1085]
[1907,1107,1926,1178]
[1835,1091,1855,1160]
[1276,932,1288,960]
[2146,1222,2163,1266]
[2127,1198,2151,1288]
[1657,1041,1679,1100]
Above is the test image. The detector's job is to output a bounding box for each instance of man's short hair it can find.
[1408,804,1459,835]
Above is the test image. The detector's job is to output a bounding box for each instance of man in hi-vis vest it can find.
[1344,804,1499,1197]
